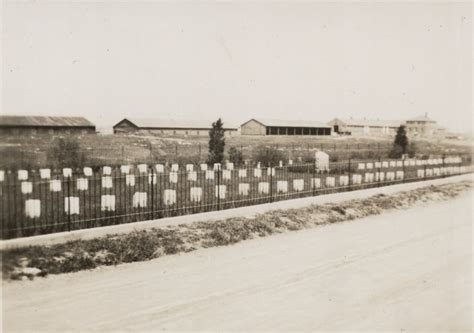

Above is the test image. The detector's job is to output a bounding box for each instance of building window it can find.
[270,127,278,135]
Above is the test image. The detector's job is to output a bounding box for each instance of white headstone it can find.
[102,176,113,188]
[148,173,157,185]
[213,163,221,171]
[77,178,88,191]
[186,164,194,172]
[103,166,112,175]
[101,195,116,211]
[215,185,226,199]
[254,168,262,178]
[164,189,177,205]
[190,187,202,202]
[169,172,178,184]
[238,183,250,196]
[187,171,197,181]
[64,197,80,215]
[352,174,362,185]
[21,181,33,194]
[25,199,41,218]
[315,151,330,171]
[18,170,28,181]
[222,170,232,180]
[326,177,335,187]
[133,192,147,208]
[39,169,51,179]
[171,164,179,172]
[0,170,4,182]
[364,173,374,183]
[83,167,93,177]
[311,178,321,189]
[258,182,269,194]
[137,164,148,174]
[277,180,288,193]
[339,175,349,186]
[293,179,304,191]
[120,165,130,174]
[50,179,62,192]
[155,164,164,173]
[205,170,215,180]
[200,164,208,171]
[63,168,72,178]
[126,174,135,186]
[238,169,247,178]
[226,162,234,170]
[267,167,276,176]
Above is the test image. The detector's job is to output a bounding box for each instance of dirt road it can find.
[3,191,473,331]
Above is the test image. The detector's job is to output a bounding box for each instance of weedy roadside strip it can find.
[2,181,472,281]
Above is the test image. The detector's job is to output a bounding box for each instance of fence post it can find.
[217,164,220,210]
[269,163,273,203]
[348,158,352,189]
[151,167,155,220]
[67,175,71,232]
[402,158,406,183]
[442,154,446,178]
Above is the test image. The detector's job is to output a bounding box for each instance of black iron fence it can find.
[0,157,471,240]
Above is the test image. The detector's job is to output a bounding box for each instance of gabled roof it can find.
[330,118,403,128]
[0,115,95,128]
[407,114,436,123]
[243,118,331,128]
[113,118,238,130]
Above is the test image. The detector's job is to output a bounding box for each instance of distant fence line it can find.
[0,156,470,240]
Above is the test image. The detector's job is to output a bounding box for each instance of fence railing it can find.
[0,157,471,240]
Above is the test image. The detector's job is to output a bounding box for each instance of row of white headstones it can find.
[21,164,467,218]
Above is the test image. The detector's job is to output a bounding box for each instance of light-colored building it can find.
[0,115,96,135]
[240,118,332,136]
[113,118,238,137]
[405,113,438,138]
[327,118,403,136]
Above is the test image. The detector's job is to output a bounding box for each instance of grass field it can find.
[0,132,472,169]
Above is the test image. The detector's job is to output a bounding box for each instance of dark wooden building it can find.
[113,118,238,137]
[241,118,332,136]
[0,116,96,135]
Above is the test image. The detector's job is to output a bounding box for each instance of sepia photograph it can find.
[1,0,472,331]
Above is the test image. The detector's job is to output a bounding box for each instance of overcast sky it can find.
[2,1,472,132]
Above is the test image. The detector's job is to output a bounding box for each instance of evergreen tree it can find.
[389,125,409,158]
[208,118,226,164]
